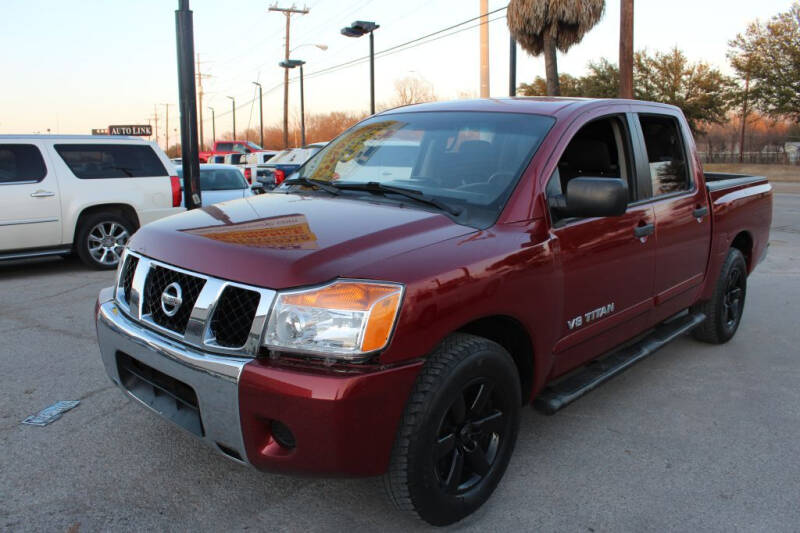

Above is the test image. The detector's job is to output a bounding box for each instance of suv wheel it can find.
[76,213,133,270]
[692,248,747,344]
[384,333,521,526]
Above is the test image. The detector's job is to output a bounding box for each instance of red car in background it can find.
[199,140,264,163]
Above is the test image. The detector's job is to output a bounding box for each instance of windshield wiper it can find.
[282,176,340,195]
[334,181,462,216]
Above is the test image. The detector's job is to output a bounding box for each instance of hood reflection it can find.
[183,213,318,250]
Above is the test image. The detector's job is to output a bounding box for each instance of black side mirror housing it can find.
[562,177,628,218]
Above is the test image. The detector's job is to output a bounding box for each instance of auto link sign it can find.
[103,125,153,136]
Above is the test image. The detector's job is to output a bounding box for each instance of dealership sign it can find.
[106,125,153,136]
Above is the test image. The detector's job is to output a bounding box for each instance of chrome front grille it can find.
[209,286,262,348]
[143,265,206,334]
[114,250,276,357]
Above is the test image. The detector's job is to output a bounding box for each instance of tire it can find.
[692,248,747,344]
[384,333,521,526]
[75,213,134,270]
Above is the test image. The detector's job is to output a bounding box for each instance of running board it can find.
[534,312,706,415]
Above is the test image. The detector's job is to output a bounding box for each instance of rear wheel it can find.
[75,213,133,270]
[384,333,521,526]
[692,248,747,344]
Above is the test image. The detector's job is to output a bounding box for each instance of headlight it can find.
[263,280,403,360]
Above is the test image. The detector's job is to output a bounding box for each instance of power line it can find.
[200,9,507,123]
[302,6,507,79]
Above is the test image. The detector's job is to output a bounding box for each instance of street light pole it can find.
[226,96,236,140]
[279,59,307,147]
[341,21,379,115]
[369,31,375,114]
[299,63,306,146]
[252,81,264,147]
[175,0,201,209]
[208,107,215,145]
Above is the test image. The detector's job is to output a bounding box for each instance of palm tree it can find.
[507,0,605,96]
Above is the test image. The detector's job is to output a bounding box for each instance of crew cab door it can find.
[632,111,711,320]
[545,113,656,375]
[0,142,62,252]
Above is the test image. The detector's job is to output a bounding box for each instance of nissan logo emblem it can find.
[160,282,183,317]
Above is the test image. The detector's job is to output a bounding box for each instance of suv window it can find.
[55,144,167,179]
[0,144,47,184]
[546,116,632,223]
[638,114,690,197]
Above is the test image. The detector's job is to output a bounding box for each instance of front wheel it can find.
[384,333,521,526]
[75,213,133,270]
[692,248,747,344]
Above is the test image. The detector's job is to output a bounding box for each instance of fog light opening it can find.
[271,420,296,449]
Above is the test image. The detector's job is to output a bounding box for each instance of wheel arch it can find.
[72,203,140,248]
[456,315,535,405]
[730,230,753,272]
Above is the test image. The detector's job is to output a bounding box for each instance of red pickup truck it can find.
[199,140,264,163]
[95,98,772,526]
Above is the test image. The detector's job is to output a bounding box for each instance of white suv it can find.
[0,135,183,269]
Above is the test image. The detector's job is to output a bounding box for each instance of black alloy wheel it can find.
[692,247,748,344]
[434,379,506,495]
[384,333,521,526]
[722,266,745,329]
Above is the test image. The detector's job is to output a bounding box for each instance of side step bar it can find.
[534,312,706,415]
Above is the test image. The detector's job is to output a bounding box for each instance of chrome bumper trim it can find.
[96,291,250,465]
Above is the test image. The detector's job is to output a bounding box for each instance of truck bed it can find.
[704,172,768,192]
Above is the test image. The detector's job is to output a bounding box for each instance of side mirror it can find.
[561,177,628,218]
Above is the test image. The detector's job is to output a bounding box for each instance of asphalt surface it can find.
[1,189,799,532]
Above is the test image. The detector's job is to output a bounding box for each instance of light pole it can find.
[175,0,201,209]
[226,95,236,140]
[280,59,306,146]
[252,81,264,147]
[341,21,379,115]
[208,106,215,145]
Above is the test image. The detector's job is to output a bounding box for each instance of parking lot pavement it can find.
[1,192,799,532]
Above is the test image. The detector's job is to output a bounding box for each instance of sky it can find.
[0,0,793,146]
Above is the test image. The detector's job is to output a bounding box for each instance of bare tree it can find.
[391,76,437,107]
[507,0,605,96]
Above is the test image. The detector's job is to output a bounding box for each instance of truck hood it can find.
[128,192,475,289]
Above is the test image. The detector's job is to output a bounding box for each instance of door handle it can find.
[693,206,709,219]
[634,223,655,238]
[30,190,55,198]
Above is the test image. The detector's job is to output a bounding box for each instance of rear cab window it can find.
[637,114,691,198]
[54,144,167,179]
[0,144,47,184]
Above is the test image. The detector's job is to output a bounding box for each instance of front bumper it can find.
[95,288,422,476]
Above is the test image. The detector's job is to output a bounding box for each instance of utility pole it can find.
[619,0,634,99]
[162,103,171,152]
[196,54,211,150]
[208,107,216,145]
[253,81,264,147]
[479,0,490,98]
[152,105,160,146]
[226,96,236,139]
[269,4,309,148]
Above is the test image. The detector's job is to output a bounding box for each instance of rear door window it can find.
[55,144,167,179]
[0,144,47,184]
[637,114,690,197]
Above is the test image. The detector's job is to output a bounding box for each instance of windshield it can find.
[247,141,263,150]
[294,111,554,228]
[177,168,246,190]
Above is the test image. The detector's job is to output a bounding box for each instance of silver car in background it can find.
[176,163,253,206]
